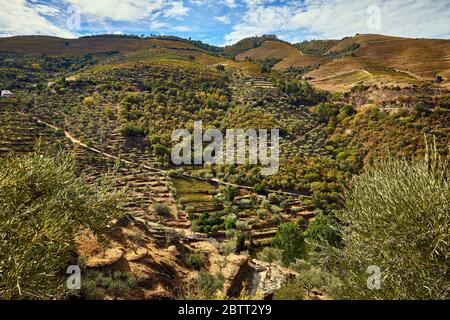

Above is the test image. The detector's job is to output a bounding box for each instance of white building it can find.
[1,90,13,97]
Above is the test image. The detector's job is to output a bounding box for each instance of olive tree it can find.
[320,145,449,300]
[0,152,125,299]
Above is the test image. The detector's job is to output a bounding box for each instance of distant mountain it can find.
[0,35,223,57]
[305,34,450,91]
[223,34,279,57]
[1,33,449,91]
[235,39,326,71]
[294,39,339,56]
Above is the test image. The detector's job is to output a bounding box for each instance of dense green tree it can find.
[0,152,125,299]
[320,146,450,299]
[304,212,342,247]
[272,222,307,266]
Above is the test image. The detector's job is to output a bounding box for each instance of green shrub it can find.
[0,152,124,300]
[321,145,450,299]
[81,270,137,300]
[185,252,205,270]
[273,279,304,300]
[256,247,282,263]
[81,278,104,300]
[253,183,268,195]
[235,220,249,231]
[234,231,246,253]
[153,203,170,217]
[222,186,238,202]
[220,240,237,255]
[305,213,342,247]
[196,271,225,298]
[186,206,196,214]
[120,122,146,137]
[108,279,128,298]
[272,222,307,266]
[257,209,269,219]
[298,268,328,296]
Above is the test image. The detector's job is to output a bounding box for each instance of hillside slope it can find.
[2,34,449,92]
[307,34,450,91]
[0,35,209,56]
[236,40,326,70]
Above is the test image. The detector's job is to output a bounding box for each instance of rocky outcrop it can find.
[247,259,297,299]
[75,217,299,300]
[84,248,124,268]
[213,254,250,297]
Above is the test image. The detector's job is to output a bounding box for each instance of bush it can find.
[185,252,205,270]
[272,222,307,266]
[272,213,282,225]
[223,214,237,230]
[273,267,330,300]
[257,209,269,219]
[186,206,196,214]
[153,203,170,217]
[108,279,128,298]
[256,247,283,263]
[234,231,246,253]
[267,193,279,204]
[0,152,124,300]
[321,145,450,299]
[273,279,304,300]
[81,278,104,300]
[220,240,237,255]
[120,122,146,137]
[82,271,137,300]
[305,213,342,247]
[222,186,239,202]
[253,183,268,195]
[298,268,328,296]
[235,220,249,231]
[196,271,225,298]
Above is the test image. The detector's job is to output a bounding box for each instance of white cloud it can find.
[164,1,190,19]
[172,25,191,32]
[215,15,231,24]
[189,0,208,5]
[34,4,61,16]
[223,0,238,8]
[225,0,450,44]
[62,0,167,21]
[150,20,169,30]
[0,0,75,37]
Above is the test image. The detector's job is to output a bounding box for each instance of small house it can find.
[1,90,13,97]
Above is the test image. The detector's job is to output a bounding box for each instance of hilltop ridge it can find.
[1,33,450,91]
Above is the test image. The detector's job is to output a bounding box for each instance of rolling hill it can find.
[1,31,449,301]
[0,35,268,78]
[1,33,449,91]
[235,39,326,71]
[306,34,450,91]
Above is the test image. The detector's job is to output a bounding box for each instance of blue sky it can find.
[1,0,449,45]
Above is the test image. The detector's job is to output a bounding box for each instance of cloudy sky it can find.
[1,0,449,45]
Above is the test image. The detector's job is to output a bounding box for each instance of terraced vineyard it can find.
[0,100,69,156]
[0,99,183,227]
[2,32,449,301]
[2,91,316,246]
[231,76,330,161]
